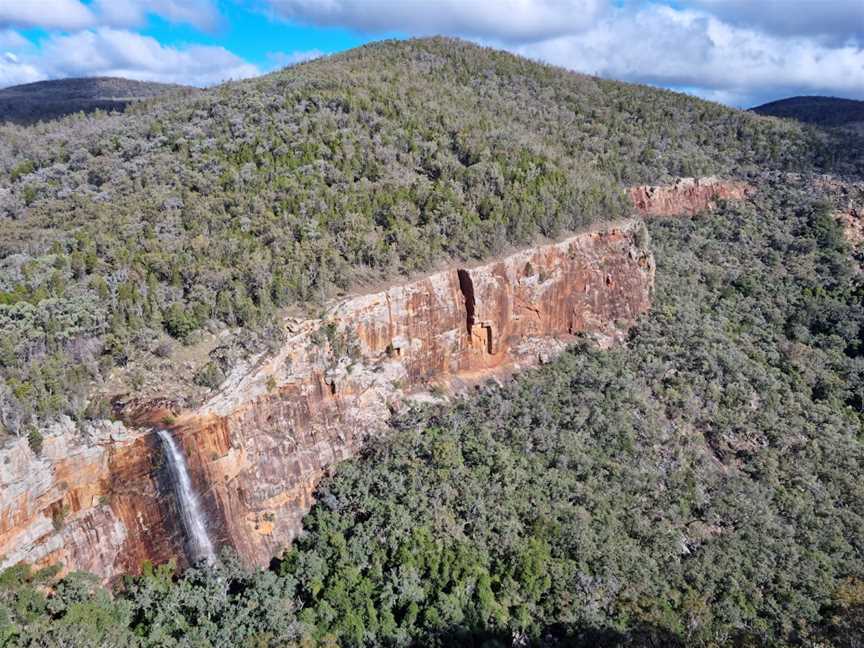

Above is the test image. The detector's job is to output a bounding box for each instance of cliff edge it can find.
[0,218,654,579]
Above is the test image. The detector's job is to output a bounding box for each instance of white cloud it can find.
[0,2,241,88]
[684,0,864,46]
[0,60,41,88]
[0,0,221,32]
[0,29,39,87]
[92,0,222,31]
[264,0,606,43]
[8,28,260,87]
[0,29,28,49]
[0,48,41,87]
[517,5,864,107]
[0,0,94,30]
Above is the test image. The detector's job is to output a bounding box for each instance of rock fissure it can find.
[456,268,476,336]
[0,218,655,581]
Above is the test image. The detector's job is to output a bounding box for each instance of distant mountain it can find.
[0,77,195,124]
[751,95,864,128]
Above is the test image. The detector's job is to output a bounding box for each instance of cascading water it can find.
[156,429,217,564]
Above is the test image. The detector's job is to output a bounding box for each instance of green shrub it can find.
[163,304,198,341]
[9,160,35,182]
[27,429,43,455]
[193,361,226,390]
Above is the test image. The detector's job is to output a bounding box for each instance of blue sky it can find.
[134,2,376,71]
[1,0,862,107]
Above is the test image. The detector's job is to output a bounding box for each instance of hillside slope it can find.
[3,175,864,648]
[0,37,855,435]
[0,77,194,124]
[752,95,864,128]
[2,37,864,648]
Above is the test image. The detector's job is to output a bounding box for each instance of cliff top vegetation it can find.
[0,37,859,437]
[3,174,864,647]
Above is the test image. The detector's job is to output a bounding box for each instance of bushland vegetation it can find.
[3,37,858,437]
[3,177,863,646]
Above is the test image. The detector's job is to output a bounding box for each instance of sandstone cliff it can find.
[0,219,654,580]
[629,177,752,216]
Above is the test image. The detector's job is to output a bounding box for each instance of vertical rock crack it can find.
[456,269,475,336]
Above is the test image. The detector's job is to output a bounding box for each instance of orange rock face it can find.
[629,177,752,216]
[0,218,654,580]
[0,421,186,578]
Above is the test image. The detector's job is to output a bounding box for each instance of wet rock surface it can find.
[0,219,655,580]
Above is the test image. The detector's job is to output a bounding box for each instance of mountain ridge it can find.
[0,76,195,124]
[751,95,864,128]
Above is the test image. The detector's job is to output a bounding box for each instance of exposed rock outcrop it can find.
[810,175,864,249]
[629,177,752,216]
[0,219,654,580]
[0,419,183,577]
[837,207,864,246]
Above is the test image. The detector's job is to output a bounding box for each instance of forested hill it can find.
[0,77,194,125]
[0,37,856,434]
[3,36,864,648]
[752,95,864,128]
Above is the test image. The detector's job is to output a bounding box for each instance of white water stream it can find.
[156,429,216,564]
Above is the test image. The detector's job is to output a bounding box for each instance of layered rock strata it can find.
[629,177,752,216]
[0,218,654,580]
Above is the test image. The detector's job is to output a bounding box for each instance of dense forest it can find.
[3,174,864,647]
[2,37,858,439]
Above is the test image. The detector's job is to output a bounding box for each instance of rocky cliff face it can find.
[629,177,752,216]
[0,219,654,580]
[0,419,183,577]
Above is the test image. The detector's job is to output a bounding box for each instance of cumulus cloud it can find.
[92,0,222,32]
[0,29,29,50]
[0,1,249,89]
[0,55,41,87]
[8,28,259,87]
[685,0,864,46]
[0,30,40,87]
[517,5,864,107]
[0,0,221,32]
[264,0,606,44]
[0,46,41,88]
[0,0,94,31]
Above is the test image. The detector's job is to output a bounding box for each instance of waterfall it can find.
[156,429,217,564]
